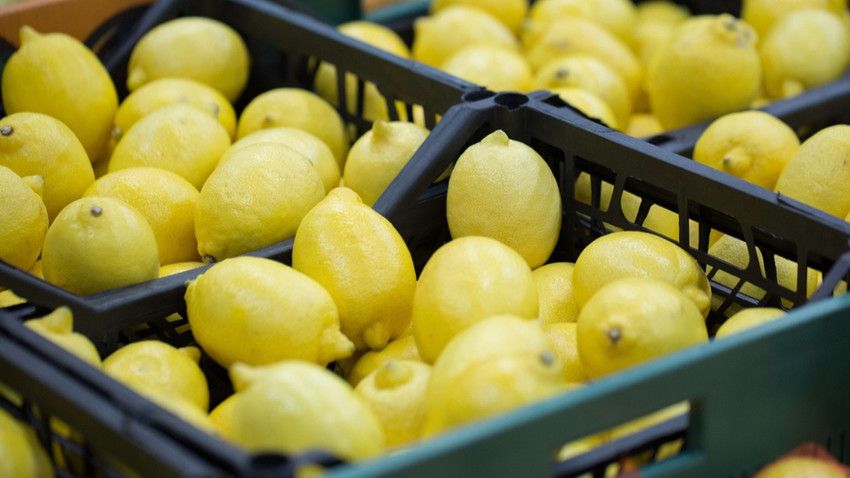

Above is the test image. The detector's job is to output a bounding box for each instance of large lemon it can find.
[0,165,48,271]
[0,407,54,478]
[431,0,529,34]
[715,307,786,338]
[742,0,849,39]
[439,44,534,93]
[532,262,580,325]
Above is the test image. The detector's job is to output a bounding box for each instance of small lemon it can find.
[354,359,432,448]
[196,142,324,262]
[345,335,422,387]
[626,113,664,137]
[753,456,850,478]
[209,394,239,440]
[0,407,54,478]
[439,44,534,92]
[572,230,712,317]
[550,87,621,130]
[532,262,580,325]
[543,322,588,383]
[0,112,94,221]
[0,290,26,307]
[158,261,204,277]
[715,307,786,338]
[24,307,101,367]
[646,14,761,130]
[530,0,638,46]
[41,196,159,295]
[221,126,340,194]
[775,124,850,218]
[446,130,561,269]
[130,382,216,434]
[759,9,850,99]
[184,256,354,368]
[431,0,528,34]
[236,88,350,168]
[412,236,539,363]
[228,361,385,460]
[127,17,250,103]
[1,26,117,163]
[742,0,849,39]
[108,103,231,190]
[342,120,430,206]
[423,315,565,436]
[0,165,47,270]
[292,187,417,351]
[412,5,519,68]
[693,111,800,190]
[112,77,237,146]
[84,167,201,265]
[577,277,708,378]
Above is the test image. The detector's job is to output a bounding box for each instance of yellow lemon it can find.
[572,230,712,317]
[646,14,761,130]
[753,456,850,478]
[577,277,708,378]
[759,9,850,99]
[775,124,850,218]
[228,361,385,460]
[24,307,101,367]
[236,88,349,168]
[195,142,324,262]
[446,130,561,269]
[0,407,54,478]
[184,256,354,368]
[129,382,216,434]
[527,0,638,46]
[345,334,422,387]
[423,315,565,436]
[0,165,47,270]
[112,77,237,146]
[550,87,621,130]
[439,44,534,92]
[0,290,26,307]
[103,341,208,411]
[534,55,632,127]
[631,0,691,66]
[84,167,201,265]
[412,5,519,68]
[292,187,417,351]
[209,394,239,440]
[431,0,528,34]
[1,26,117,164]
[342,120,430,206]
[127,17,250,103]
[41,196,159,295]
[108,103,231,190]
[693,111,800,190]
[626,112,664,137]
[543,322,588,383]
[221,127,340,194]
[532,262,580,325]
[411,236,539,363]
[715,307,786,338]
[354,359,432,448]
[159,261,204,277]
[0,112,94,221]
[742,0,849,39]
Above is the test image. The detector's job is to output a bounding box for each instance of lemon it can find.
[527,0,638,46]
[0,290,26,307]
[354,359,432,448]
[715,307,786,338]
[760,9,850,99]
[112,77,237,146]
[336,20,411,58]
[0,165,47,270]
[412,5,519,68]
[577,277,708,378]
[103,341,209,411]
[108,103,231,191]
[41,196,159,295]
[446,130,561,269]
[228,361,385,460]
[159,261,204,277]
[753,456,850,478]
[534,55,632,128]
[130,382,216,434]
[1,26,117,164]
[184,256,354,368]
[0,112,94,221]
[412,236,538,363]
[0,407,54,478]
[543,322,588,383]
[24,307,101,367]
[292,187,417,351]
[127,17,250,103]
[345,335,422,387]
[775,124,850,218]
[742,0,849,39]
[195,142,324,262]
[693,111,800,190]
[84,167,201,265]
[439,44,534,92]
[550,87,621,130]
[423,315,565,436]
[646,14,761,130]
[236,88,350,168]
[572,230,712,317]
[342,120,430,206]
[631,1,691,66]
[222,126,340,194]
[626,112,664,137]
[209,394,238,440]
[431,0,528,34]
[533,262,580,325]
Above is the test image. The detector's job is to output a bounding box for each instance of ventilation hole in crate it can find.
[494,92,529,110]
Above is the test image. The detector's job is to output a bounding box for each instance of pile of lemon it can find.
[410,0,850,135]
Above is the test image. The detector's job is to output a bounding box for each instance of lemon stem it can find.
[0,126,12,136]
[90,206,102,217]
[540,351,555,366]
[607,326,622,345]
